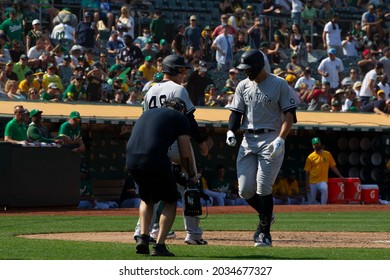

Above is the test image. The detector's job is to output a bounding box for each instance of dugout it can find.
[1,100,389,205]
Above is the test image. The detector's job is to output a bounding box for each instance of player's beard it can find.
[246,68,261,81]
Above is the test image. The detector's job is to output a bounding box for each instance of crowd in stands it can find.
[0,0,389,114]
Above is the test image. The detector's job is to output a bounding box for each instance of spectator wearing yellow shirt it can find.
[32,68,45,92]
[43,63,63,92]
[304,137,344,204]
[18,70,40,95]
[138,56,157,82]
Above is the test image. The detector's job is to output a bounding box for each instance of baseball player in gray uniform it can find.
[226,49,298,247]
[142,54,209,245]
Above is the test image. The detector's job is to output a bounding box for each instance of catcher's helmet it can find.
[236,49,265,71]
[162,55,191,76]
[162,97,187,113]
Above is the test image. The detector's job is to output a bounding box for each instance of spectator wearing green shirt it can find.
[62,75,87,102]
[319,1,334,29]
[149,11,166,45]
[302,1,319,34]
[0,8,24,49]
[40,83,60,102]
[57,111,86,153]
[13,55,31,82]
[4,104,27,144]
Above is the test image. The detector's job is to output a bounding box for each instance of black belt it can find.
[246,129,275,134]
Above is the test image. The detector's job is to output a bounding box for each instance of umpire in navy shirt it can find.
[126,98,197,257]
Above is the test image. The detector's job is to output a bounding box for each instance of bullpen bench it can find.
[91,179,125,202]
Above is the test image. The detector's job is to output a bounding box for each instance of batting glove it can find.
[226,130,237,146]
[268,137,285,159]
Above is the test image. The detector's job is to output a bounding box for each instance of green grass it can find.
[0,212,389,260]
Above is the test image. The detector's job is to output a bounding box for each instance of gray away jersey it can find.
[230,73,297,130]
[143,80,195,113]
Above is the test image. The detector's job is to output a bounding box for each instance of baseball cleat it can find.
[135,234,150,254]
[151,244,175,257]
[134,235,156,245]
[254,233,272,247]
[184,238,208,245]
[253,213,275,242]
[150,229,176,239]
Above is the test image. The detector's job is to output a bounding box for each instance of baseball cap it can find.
[29,109,42,118]
[24,70,34,77]
[221,87,234,94]
[285,74,296,83]
[229,68,238,74]
[190,15,197,21]
[154,72,164,82]
[260,41,270,48]
[377,89,385,95]
[204,26,211,30]
[84,11,92,18]
[160,39,167,45]
[328,48,336,55]
[145,55,152,62]
[63,55,71,61]
[48,83,59,89]
[34,68,44,75]
[70,45,83,52]
[20,54,28,60]
[69,111,81,119]
[312,137,321,145]
[7,8,16,14]
[85,48,95,54]
[205,84,215,92]
[146,38,152,43]
[32,19,40,25]
[362,49,370,57]
[47,63,56,69]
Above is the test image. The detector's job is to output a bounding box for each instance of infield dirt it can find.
[14,205,390,249]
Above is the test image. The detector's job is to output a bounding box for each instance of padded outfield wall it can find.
[1,101,389,200]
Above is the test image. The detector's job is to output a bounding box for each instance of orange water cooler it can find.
[327,178,345,204]
[344,178,361,204]
[360,185,379,204]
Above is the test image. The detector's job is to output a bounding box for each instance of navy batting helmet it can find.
[237,49,265,80]
[162,55,191,76]
[236,49,265,71]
